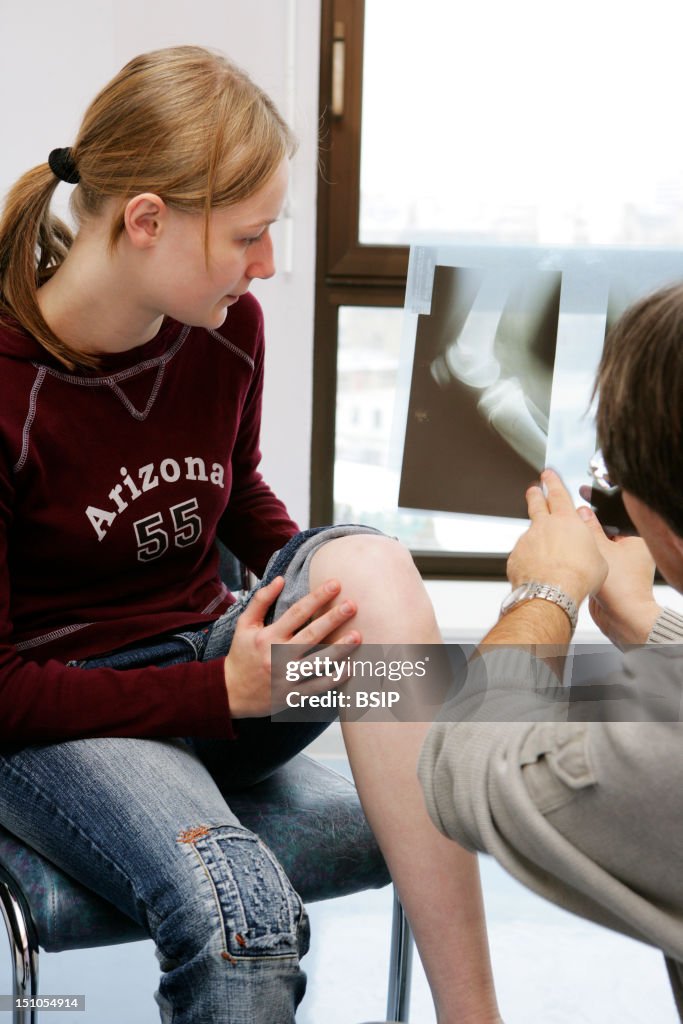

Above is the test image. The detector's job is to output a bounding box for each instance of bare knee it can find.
[310,534,418,591]
[309,534,439,642]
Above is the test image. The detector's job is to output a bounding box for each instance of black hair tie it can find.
[48,147,80,185]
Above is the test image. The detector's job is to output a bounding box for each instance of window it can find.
[314,0,683,576]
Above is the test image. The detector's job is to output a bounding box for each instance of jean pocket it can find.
[75,636,198,671]
[520,722,596,815]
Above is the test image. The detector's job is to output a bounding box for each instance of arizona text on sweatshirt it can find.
[0,293,298,743]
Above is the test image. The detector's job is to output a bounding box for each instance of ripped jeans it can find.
[0,525,381,1023]
[0,732,315,1023]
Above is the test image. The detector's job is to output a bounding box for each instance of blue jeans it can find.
[0,525,381,1023]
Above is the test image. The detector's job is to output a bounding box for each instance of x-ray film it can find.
[398,245,683,520]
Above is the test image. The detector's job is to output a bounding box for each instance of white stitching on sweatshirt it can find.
[207,329,255,370]
[107,362,165,421]
[201,581,230,615]
[13,367,47,473]
[15,621,93,652]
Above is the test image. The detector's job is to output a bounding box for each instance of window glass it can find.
[334,306,527,552]
[332,1,683,560]
[360,0,683,247]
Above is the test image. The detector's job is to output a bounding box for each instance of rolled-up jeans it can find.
[0,525,381,1024]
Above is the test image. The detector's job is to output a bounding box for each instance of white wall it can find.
[0,0,320,525]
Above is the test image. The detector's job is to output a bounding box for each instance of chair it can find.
[0,754,413,1023]
[0,549,414,1022]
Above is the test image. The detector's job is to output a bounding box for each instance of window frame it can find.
[312,0,509,578]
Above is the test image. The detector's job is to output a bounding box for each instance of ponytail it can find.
[0,164,98,370]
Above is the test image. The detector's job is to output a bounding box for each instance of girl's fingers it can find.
[287,599,357,647]
[237,576,286,627]
[267,579,345,639]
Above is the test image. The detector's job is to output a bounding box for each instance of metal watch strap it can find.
[501,581,578,632]
[530,583,578,632]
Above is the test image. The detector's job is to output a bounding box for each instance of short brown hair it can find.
[595,282,683,536]
[0,46,296,370]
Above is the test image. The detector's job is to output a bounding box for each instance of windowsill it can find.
[425,578,683,643]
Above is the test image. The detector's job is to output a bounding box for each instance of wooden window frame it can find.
[311,0,507,578]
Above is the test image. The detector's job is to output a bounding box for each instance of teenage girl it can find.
[0,46,501,1024]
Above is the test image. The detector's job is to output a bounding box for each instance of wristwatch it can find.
[500,581,578,632]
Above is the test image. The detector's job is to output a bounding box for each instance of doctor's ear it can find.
[123,193,168,249]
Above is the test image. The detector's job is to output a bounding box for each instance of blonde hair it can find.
[0,46,296,369]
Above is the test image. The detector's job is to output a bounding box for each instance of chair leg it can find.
[0,872,39,1024]
[2,871,411,1024]
[386,886,413,1022]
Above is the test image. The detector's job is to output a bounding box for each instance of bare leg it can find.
[309,535,501,1024]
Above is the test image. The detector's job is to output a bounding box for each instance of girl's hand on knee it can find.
[223,577,361,717]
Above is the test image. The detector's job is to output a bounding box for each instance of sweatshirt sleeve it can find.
[0,473,234,745]
[0,649,234,745]
[215,301,299,576]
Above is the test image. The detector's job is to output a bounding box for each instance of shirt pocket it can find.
[519,721,596,815]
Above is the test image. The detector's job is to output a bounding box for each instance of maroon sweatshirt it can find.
[0,293,298,744]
